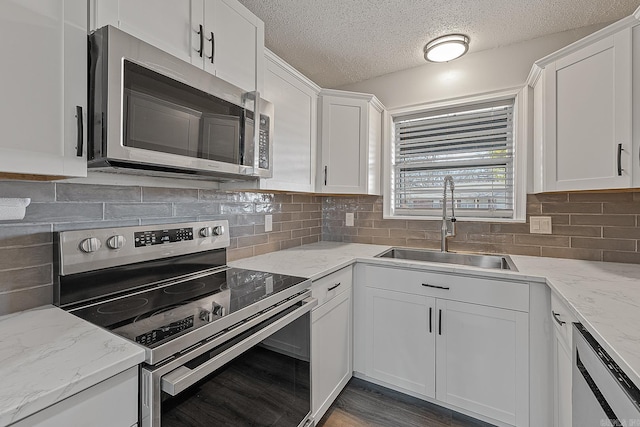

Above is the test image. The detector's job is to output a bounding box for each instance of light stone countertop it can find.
[0,305,145,426]
[230,241,640,387]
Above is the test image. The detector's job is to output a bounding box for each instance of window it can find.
[389,98,518,220]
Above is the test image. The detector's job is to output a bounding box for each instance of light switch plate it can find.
[265,214,273,232]
[346,212,355,227]
[530,216,552,234]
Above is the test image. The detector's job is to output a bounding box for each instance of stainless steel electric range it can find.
[55,220,316,427]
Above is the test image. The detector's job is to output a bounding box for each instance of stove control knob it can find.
[212,225,225,236]
[106,235,126,250]
[199,309,213,322]
[199,227,214,238]
[79,237,101,253]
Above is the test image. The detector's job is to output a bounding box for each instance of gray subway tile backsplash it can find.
[2,179,640,317]
[0,180,322,315]
[56,183,141,202]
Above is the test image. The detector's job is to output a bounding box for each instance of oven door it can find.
[142,294,316,427]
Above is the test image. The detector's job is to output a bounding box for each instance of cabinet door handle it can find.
[552,310,566,326]
[209,32,215,64]
[324,166,327,185]
[197,24,204,57]
[422,283,450,290]
[617,143,623,176]
[327,282,341,292]
[438,309,442,335]
[429,307,432,333]
[75,106,83,157]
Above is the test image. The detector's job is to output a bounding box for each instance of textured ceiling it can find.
[237,0,639,88]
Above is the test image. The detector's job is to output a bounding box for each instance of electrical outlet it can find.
[346,212,355,227]
[530,216,552,234]
[265,214,273,232]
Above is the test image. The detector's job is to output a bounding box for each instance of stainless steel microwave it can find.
[88,25,273,180]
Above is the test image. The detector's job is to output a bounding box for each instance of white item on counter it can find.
[0,198,30,220]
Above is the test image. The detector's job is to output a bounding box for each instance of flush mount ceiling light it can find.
[424,34,470,63]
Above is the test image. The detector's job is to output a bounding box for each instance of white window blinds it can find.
[392,100,515,218]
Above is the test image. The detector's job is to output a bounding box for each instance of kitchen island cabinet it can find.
[91,0,264,93]
[0,0,87,178]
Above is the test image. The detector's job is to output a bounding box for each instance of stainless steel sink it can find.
[375,247,517,271]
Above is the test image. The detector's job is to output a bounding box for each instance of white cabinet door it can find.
[260,51,318,192]
[318,90,383,195]
[544,29,632,191]
[554,329,573,427]
[551,292,576,427]
[0,0,87,178]
[91,0,263,93]
[91,0,198,65]
[312,288,352,421]
[364,287,436,398]
[436,299,529,426]
[203,0,264,92]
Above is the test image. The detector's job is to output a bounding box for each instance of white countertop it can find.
[230,241,640,388]
[0,305,145,426]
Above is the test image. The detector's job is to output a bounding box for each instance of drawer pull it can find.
[327,283,341,292]
[429,307,432,333]
[439,309,443,335]
[552,310,566,326]
[422,283,450,290]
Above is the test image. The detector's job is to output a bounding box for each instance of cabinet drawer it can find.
[551,291,577,347]
[359,264,528,312]
[312,266,353,306]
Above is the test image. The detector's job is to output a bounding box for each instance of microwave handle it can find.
[251,91,260,172]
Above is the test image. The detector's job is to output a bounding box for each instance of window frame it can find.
[383,87,528,223]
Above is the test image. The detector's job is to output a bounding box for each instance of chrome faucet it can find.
[441,175,457,252]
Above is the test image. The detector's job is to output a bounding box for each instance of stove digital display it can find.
[134,227,194,247]
[135,315,194,346]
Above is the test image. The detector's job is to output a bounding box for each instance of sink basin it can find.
[375,247,517,271]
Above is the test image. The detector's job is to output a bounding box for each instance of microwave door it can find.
[200,114,241,165]
[125,90,201,157]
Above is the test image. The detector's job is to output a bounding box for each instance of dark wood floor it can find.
[317,378,496,427]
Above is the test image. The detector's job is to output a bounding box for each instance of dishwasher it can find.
[573,323,640,426]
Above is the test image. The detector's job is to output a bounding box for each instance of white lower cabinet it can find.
[311,266,353,421]
[12,367,138,427]
[354,264,530,426]
[436,299,529,426]
[364,287,435,398]
[551,292,577,427]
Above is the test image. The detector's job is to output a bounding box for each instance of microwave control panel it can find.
[258,115,270,169]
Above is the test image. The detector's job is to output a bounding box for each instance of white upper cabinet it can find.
[91,0,264,92]
[220,50,319,193]
[530,15,639,192]
[259,50,319,192]
[0,0,87,178]
[92,0,194,64]
[318,89,384,195]
[201,0,264,93]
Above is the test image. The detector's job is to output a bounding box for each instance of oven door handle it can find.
[161,296,317,396]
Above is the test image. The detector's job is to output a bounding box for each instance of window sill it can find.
[382,214,526,223]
